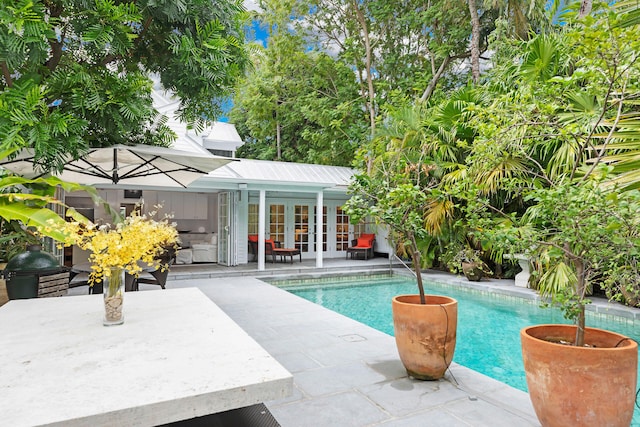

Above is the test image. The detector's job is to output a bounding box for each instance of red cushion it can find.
[356,237,371,248]
[265,239,275,248]
[248,235,258,242]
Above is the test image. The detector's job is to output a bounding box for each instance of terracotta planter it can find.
[461,262,483,281]
[392,294,457,380]
[521,324,638,427]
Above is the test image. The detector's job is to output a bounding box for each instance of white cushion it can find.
[175,249,193,264]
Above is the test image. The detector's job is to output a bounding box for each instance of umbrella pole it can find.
[112,148,119,184]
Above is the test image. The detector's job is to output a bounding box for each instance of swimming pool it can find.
[275,274,640,425]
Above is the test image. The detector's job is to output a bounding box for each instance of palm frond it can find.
[424,199,454,235]
[537,260,578,300]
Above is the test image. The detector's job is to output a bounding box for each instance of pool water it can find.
[277,274,640,425]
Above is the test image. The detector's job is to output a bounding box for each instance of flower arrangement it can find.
[49,205,179,284]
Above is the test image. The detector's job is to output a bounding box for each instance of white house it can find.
[63,86,391,269]
[64,156,391,270]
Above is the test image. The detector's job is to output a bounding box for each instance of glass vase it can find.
[103,267,125,326]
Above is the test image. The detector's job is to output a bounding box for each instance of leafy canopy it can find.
[0,0,248,173]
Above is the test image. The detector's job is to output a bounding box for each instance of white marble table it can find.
[0,288,293,427]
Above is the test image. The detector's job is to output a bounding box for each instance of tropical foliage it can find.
[0,0,248,173]
[343,1,640,347]
[0,0,247,256]
[231,24,367,165]
[463,6,639,344]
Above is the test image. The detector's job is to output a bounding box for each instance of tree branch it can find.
[420,56,450,103]
[45,2,65,72]
[1,62,12,88]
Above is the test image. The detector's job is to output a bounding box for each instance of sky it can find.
[219,0,266,121]
[243,0,260,12]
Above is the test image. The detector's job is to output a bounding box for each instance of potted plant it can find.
[470,172,640,427]
[461,10,640,424]
[446,246,492,282]
[345,167,457,381]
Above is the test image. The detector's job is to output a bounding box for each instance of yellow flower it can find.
[48,206,179,284]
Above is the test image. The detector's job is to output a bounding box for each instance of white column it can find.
[316,190,324,268]
[258,190,266,271]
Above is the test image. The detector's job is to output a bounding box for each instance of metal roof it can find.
[150,79,355,192]
[202,159,355,189]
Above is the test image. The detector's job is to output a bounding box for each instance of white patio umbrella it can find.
[0,144,234,188]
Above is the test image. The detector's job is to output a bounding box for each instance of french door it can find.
[218,191,237,266]
[267,202,315,257]
[315,204,351,257]
[262,200,353,258]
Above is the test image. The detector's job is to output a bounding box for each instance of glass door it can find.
[217,192,230,265]
[294,204,311,253]
[314,206,327,254]
[336,206,350,255]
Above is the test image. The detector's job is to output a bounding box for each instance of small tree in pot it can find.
[346,177,459,380]
[470,173,640,426]
[462,6,640,424]
[344,104,462,380]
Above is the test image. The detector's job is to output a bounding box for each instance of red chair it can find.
[248,235,259,261]
[248,235,302,263]
[346,233,376,260]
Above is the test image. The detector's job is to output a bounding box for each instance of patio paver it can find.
[166,273,541,427]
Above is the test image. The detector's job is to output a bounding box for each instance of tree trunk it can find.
[574,258,586,347]
[468,0,481,84]
[275,116,281,161]
[410,234,426,304]
[579,0,593,18]
[352,1,376,141]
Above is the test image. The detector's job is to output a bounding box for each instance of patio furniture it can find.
[134,268,169,290]
[248,235,259,262]
[175,247,193,264]
[271,246,302,264]
[134,247,176,290]
[0,288,293,426]
[69,263,103,294]
[346,233,376,260]
[249,235,302,263]
[70,262,157,293]
[191,234,218,263]
[265,239,302,263]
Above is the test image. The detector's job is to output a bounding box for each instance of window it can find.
[269,204,285,244]
[248,203,259,235]
[336,207,349,251]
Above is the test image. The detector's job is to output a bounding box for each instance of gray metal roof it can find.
[203,159,355,189]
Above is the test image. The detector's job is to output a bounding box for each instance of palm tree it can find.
[484,0,550,39]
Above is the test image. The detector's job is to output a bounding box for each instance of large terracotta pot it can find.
[392,294,457,380]
[521,324,638,427]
